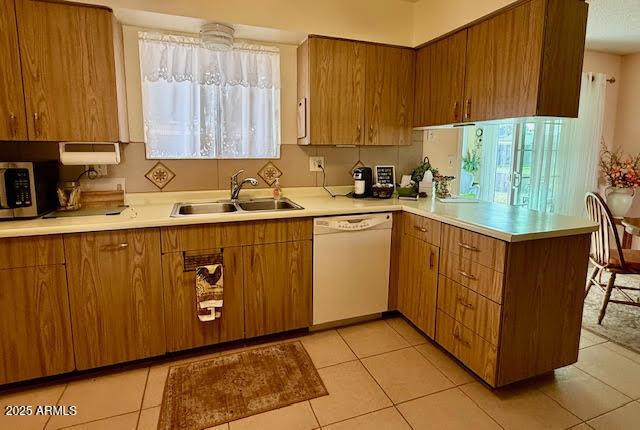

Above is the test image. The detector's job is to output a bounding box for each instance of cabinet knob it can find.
[453,101,459,120]
[453,328,471,348]
[456,296,475,310]
[458,270,476,280]
[464,99,472,120]
[414,225,428,233]
[429,251,435,269]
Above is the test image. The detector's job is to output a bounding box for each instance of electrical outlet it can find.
[309,156,325,172]
[90,165,108,176]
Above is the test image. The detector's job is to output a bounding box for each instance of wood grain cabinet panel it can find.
[0,0,27,141]
[161,218,313,253]
[303,37,365,145]
[397,234,439,338]
[0,235,64,269]
[15,0,118,141]
[64,229,166,369]
[436,310,497,386]
[403,212,441,246]
[441,224,506,272]
[364,45,415,146]
[163,247,244,352]
[414,30,467,127]
[0,265,74,384]
[440,251,504,304]
[243,240,312,338]
[437,275,501,345]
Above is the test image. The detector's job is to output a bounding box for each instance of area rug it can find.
[583,271,640,354]
[158,341,328,430]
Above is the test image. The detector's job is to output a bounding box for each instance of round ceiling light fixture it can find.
[200,22,235,51]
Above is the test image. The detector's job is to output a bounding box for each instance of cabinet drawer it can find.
[437,276,501,345]
[441,251,504,303]
[441,224,506,272]
[403,212,441,246]
[162,218,313,253]
[0,235,64,269]
[436,310,498,386]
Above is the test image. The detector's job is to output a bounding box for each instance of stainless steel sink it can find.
[238,198,303,212]
[170,197,303,217]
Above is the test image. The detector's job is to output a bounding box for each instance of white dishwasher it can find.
[313,213,392,325]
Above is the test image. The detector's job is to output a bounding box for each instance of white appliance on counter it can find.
[313,213,392,325]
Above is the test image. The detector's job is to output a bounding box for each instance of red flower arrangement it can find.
[600,146,640,188]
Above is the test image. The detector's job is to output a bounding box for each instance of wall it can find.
[615,53,640,155]
[76,0,415,47]
[412,0,511,45]
[582,50,622,149]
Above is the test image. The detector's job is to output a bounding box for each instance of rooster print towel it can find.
[195,264,224,322]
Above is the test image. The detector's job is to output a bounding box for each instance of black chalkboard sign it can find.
[375,165,396,189]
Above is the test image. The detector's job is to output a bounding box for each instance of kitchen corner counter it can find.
[0,187,597,241]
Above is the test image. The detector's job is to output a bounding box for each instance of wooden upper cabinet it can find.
[299,37,365,145]
[364,45,415,145]
[414,31,467,127]
[463,0,588,122]
[15,0,119,142]
[0,0,27,141]
[64,229,166,369]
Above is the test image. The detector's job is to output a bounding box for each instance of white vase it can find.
[605,187,635,218]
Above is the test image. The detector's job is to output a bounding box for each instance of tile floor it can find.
[1,318,640,429]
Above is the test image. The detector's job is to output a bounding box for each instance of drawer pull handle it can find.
[458,242,479,252]
[457,297,474,309]
[101,243,129,251]
[458,270,476,280]
[429,251,435,270]
[453,330,471,348]
[414,225,428,233]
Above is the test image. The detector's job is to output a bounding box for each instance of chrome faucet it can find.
[230,170,258,202]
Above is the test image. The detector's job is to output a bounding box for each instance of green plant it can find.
[462,148,480,175]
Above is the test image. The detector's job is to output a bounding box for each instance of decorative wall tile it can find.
[258,161,283,186]
[145,162,176,190]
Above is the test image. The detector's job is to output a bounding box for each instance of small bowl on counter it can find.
[372,183,395,199]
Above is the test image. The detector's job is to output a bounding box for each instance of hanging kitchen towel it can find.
[195,264,224,322]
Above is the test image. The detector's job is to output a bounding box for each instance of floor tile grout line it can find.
[577,398,639,424]
[410,345,458,387]
[392,405,415,430]
[43,383,69,429]
[314,405,399,428]
[306,400,321,429]
[135,367,151,429]
[382,318,427,347]
[455,385,507,430]
[55,410,140,430]
[530,385,582,425]
[572,359,640,399]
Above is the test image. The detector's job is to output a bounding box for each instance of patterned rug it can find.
[583,271,640,353]
[158,341,328,430]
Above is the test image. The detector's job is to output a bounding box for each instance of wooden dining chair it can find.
[585,192,640,323]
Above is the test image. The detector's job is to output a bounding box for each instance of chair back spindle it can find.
[584,192,625,269]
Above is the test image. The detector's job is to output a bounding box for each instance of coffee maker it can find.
[352,167,373,198]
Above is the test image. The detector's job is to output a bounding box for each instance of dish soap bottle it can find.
[272,178,282,201]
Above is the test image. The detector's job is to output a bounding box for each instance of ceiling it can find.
[585,0,640,55]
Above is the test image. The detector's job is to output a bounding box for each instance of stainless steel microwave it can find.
[0,161,58,219]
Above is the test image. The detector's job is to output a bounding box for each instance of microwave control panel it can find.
[5,169,32,208]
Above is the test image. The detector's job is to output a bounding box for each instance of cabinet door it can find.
[0,0,27,140]
[397,235,439,338]
[163,247,244,352]
[463,0,545,122]
[414,31,467,127]
[0,265,74,384]
[309,37,365,145]
[364,45,415,145]
[15,0,118,141]
[244,240,312,337]
[65,229,165,369]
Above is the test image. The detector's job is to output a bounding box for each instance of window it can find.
[138,32,281,159]
[460,119,564,212]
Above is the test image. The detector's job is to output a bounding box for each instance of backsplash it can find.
[3,132,423,193]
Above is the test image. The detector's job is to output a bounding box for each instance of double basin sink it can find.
[170,197,303,217]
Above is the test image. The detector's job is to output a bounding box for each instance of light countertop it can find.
[0,187,597,242]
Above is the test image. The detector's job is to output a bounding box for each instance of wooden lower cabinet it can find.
[64,229,166,369]
[0,265,74,384]
[163,247,244,352]
[244,240,312,337]
[397,234,439,338]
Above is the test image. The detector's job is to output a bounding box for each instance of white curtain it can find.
[138,32,281,159]
[528,72,606,217]
[478,126,498,202]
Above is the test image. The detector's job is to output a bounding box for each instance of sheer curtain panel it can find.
[139,32,281,159]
